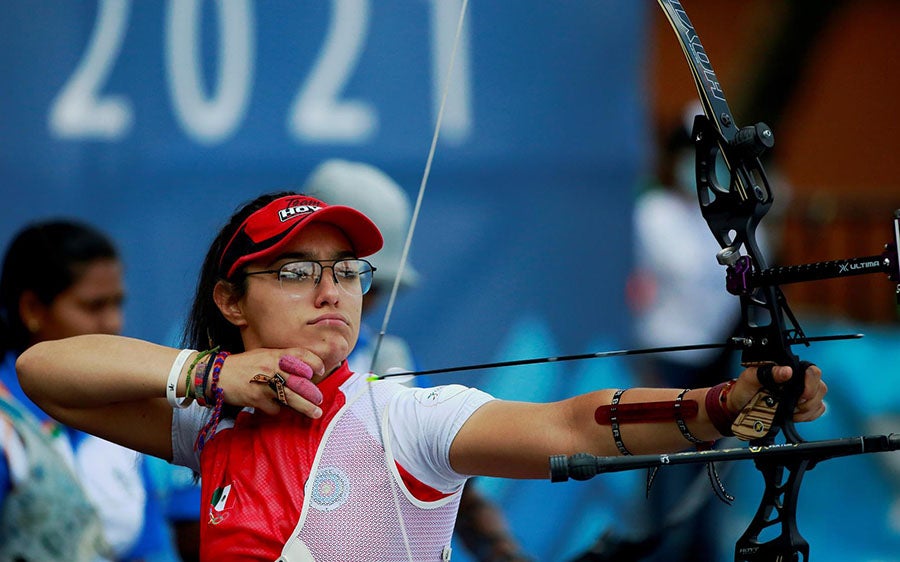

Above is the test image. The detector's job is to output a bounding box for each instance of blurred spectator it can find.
[573,107,749,561]
[137,453,201,561]
[629,108,744,391]
[0,220,173,561]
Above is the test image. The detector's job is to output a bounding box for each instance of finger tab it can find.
[279,355,314,379]
[286,376,324,405]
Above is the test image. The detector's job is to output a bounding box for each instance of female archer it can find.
[16,192,827,561]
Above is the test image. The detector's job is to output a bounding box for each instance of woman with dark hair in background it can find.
[0,220,167,561]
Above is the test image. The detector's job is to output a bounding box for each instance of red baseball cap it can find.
[218,195,384,279]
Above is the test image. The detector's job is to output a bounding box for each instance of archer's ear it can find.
[213,280,247,327]
[18,290,47,334]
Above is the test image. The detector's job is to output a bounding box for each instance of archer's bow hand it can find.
[729,363,827,425]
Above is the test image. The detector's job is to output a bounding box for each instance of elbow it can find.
[16,341,52,403]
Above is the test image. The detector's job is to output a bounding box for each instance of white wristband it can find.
[166,349,197,409]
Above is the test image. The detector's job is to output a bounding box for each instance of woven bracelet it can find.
[195,351,230,452]
[184,348,212,402]
[193,346,220,407]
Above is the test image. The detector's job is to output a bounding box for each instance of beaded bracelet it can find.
[166,349,197,409]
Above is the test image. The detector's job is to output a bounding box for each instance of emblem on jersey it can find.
[310,466,350,512]
[208,483,235,525]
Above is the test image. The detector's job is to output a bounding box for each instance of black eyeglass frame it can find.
[243,258,377,296]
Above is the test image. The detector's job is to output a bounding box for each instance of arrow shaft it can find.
[377,333,861,379]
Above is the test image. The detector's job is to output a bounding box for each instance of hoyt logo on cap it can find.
[278,204,321,222]
[218,194,383,279]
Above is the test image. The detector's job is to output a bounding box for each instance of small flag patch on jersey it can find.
[211,484,235,512]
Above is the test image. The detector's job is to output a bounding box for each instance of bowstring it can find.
[369,0,470,373]
[364,1,470,559]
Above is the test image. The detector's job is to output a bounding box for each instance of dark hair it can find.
[0,220,119,353]
[183,191,298,353]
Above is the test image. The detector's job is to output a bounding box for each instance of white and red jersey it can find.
[172,362,494,561]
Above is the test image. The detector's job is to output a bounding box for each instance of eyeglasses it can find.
[243,259,376,296]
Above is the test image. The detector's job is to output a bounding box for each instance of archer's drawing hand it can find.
[730,363,827,423]
[217,347,326,418]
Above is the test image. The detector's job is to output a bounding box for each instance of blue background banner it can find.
[1,2,647,558]
[0,1,645,366]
